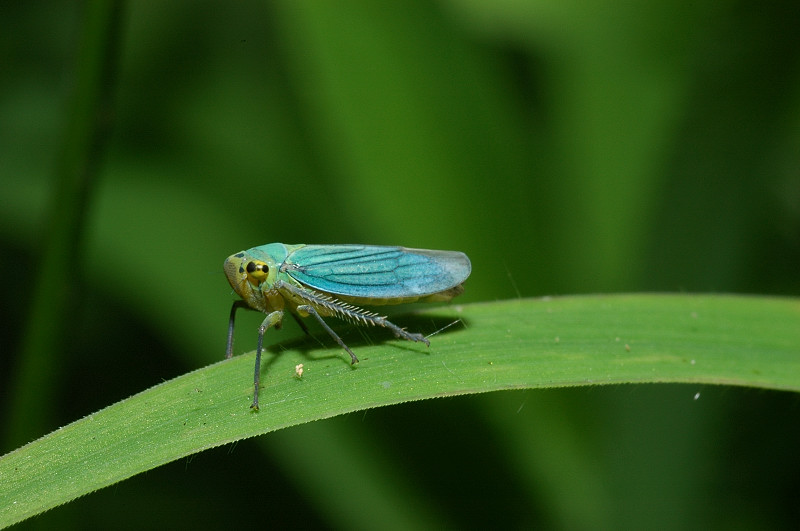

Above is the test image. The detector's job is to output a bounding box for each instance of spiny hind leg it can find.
[370,315,430,346]
[280,279,430,352]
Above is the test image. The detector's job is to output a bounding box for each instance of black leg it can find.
[297,304,360,365]
[226,300,251,359]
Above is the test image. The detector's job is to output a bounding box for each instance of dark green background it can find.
[2,1,799,529]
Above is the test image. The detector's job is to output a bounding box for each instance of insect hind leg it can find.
[281,279,431,359]
[369,314,430,347]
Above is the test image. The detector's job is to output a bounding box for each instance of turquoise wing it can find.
[283,245,471,300]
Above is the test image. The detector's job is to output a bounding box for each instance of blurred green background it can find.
[2,0,799,529]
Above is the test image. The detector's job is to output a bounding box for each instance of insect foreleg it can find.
[226,300,253,359]
[251,310,284,411]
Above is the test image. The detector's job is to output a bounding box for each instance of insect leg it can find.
[226,300,252,359]
[370,316,430,347]
[296,304,360,365]
[252,310,284,411]
[288,311,312,336]
[278,279,430,350]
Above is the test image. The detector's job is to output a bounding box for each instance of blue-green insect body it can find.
[224,243,471,410]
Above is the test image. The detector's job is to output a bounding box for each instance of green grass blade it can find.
[1,294,798,526]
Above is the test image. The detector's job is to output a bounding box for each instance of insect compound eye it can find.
[245,260,269,285]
